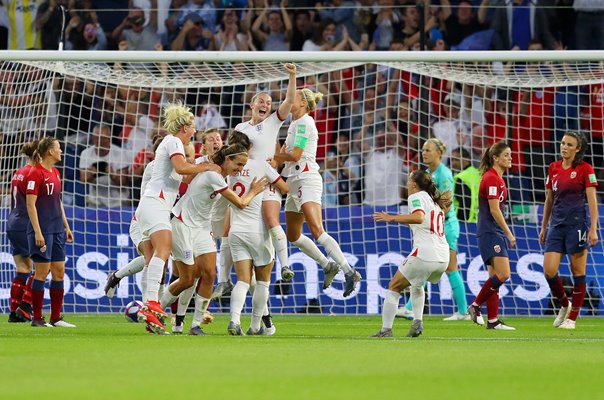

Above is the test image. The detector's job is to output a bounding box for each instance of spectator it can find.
[369,0,400,50]
[440,0,486,47]
[79,124,130,207]
[330,133,361,205]
[289,9,313,51]
[352,0,377,43]
[251,0,292,51]
[111,7,159,50]
[164,0,188,45]
[35,0,71,50]
[318,0,361,43]
[450,146,480,222]
[322,154,338,206]
[574,0,604,50]
[176,0,218,36]
[120,101,156,166]
[431,91,470,166]
[5,0,40,49]
[302,18,350,51]
[65,21,107,50]
[170,12,215,50]
[214,7,251,50]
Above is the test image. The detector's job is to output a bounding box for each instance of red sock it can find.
[546,274,569,307]
[486,291,500,321]
[50,280,65,321]
[9,275,27,312]
[170,301,178,314]
[22,275,34,306]
[31,279,45,320]
[474,275,503,306]
[568,276,586,321]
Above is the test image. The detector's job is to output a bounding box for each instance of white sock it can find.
[269,226,289,269]
[219,238,233,283]
[115,256,145,278]
[192,294,210,328]
[292,235,329,268]
[144,257,164,302]
[157,279,165,300]
[317,232,352,274]
[382,290,401,330]
[251,281,269,331]
[141,266,148,302]
[230,281,249,325]
[159,288,178,309]
[410,286,425,321]
[177,280,197,316]
[249,274,257,295]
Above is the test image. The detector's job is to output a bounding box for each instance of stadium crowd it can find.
[1,0,604,213]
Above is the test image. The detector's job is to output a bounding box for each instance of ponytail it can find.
[34,136,58,161]
[480,141,510,175]
[211,143,249,165]
[563,131,589,168]
[300,88,323,112]
[409,169,451,211]
[21,140,40,161]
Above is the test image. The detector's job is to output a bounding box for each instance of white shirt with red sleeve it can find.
[172,171,228,229]
[408,191,449,262]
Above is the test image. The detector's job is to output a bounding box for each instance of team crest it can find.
[256,123,263,132]
[494,245,501,253]
[570,171,577,179]
[184,250,193,260]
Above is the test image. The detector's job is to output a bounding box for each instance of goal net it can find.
[0,51,602,317]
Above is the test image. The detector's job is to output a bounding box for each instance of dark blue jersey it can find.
[6,164,32,232]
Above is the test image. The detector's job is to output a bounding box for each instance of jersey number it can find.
[233,182,245,197]
[429,210,445,237]
[45,182,55,195]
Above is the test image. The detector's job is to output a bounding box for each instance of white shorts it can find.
[129,218,149,255]
[398,255,447,287]
[171,218,217,265]
[135,196,172,236]
[284,173,323,213]
[262,184,283,203]
[211,218,226,241]
[229,231,274,266]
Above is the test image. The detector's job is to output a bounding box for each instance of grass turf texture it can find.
[1,315,603,400]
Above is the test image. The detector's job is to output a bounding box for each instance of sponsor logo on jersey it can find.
[494,244,501,253]
[571,171,577,179]
[589,173,597,183]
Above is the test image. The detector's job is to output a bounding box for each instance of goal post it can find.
[0,50,602,317]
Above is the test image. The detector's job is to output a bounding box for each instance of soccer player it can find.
[160,144,268,336]
[26,137,75,328]
[467,141,516,330]
[231,62,297,286]
[397,139,469,320]
[371,170,452,338]
[7,141,38,322]
[274,88,361,297]
[136,101,221,334]
[227,152,290,335]
[539,132,599,330]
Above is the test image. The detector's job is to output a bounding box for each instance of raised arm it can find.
[277,63,297,119]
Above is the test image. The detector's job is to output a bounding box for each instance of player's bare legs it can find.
[263,199,292,281]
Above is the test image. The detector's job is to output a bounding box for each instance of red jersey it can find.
[26,164,64,234]
[477,168,507,237]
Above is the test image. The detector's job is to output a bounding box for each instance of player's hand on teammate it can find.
[198,162,222,174]
[507,232,517,248]
[284,63,296,76]
[588,228,598,247]
[250,177,268,194]
[373,211,392,223]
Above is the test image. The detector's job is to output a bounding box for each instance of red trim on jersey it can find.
[132,214,137,221]
[176,213,183,222]
[410,248,419,257]
[215,186,228,194]
[412,209,425,215]
[302,163,309,173]
[170,152,185,159]
[159,190,165,200]
[276,109,285,122]
[271,176,282,185]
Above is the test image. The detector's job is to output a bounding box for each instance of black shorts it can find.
[28,231,66,263]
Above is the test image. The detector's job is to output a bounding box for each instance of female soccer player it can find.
[274,88,361,297]
[467,141,516,330]
[160,144,268,336]
[136,101,220,334]
[7,141,38,322]
[26,137,75,328]
[371,170,452,337]
[227,152,290,335]
[539,132,598,330]
[233,63,297,284]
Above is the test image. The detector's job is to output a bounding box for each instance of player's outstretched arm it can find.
[277,63,297,119]
[373,211,424,225]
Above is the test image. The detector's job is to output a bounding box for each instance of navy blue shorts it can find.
[28,231,66,263]
[545,223,589,255]
[7,230,30,257]
[478,233,508,266]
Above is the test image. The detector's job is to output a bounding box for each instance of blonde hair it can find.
[425,138,446,156]
[300,88,323,112]
[199,128,220,155]
[162,101,194,135]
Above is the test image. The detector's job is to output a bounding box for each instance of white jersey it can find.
[235,111,284,161]
[228,159,281,234]
[140,160,155,196]
[408,191,450,262]
[172,171,228,228]
[281,114,320,177]
[195,155,209,164]
[143,135,184,205]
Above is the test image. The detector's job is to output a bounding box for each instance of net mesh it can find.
[1,54,603,316]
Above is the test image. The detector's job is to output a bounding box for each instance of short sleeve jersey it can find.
[430,163,457,222]
[281,114,320,177]
[143,135,185,206]
[546,160,598,227]
[25,164,64,234]
[235,111,285,161]
[408,191,450,262]
[477,168,507,236]
[7,164,32,232]
[172,171,228,228]
[228,159,281,233]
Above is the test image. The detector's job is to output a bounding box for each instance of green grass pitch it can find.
[1,314,603,400]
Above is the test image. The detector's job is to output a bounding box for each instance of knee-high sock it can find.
[270,226,289,269]
[32,279,45,320]
[159,288,178,309]
[569,275,586,321]
[474,275,504,306]
[21,275,34,307]
[410,285,425,321]
[10,273,29,312]
[230,281,250,325]
[251,281,270,331]
[317,232,352,274]
[547,273,570,307]
[219,238,233,283]
[177,280,198,316]
[115,256,145,278]
[248,277,270,317]
[192,294,210,327]
[292,235,329,269]
[382,290,401,330]
[447,270,468,314]
[144,257,164,302]
[486,290,500,321]
[141,266,149,302]
[49,280,64,321]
